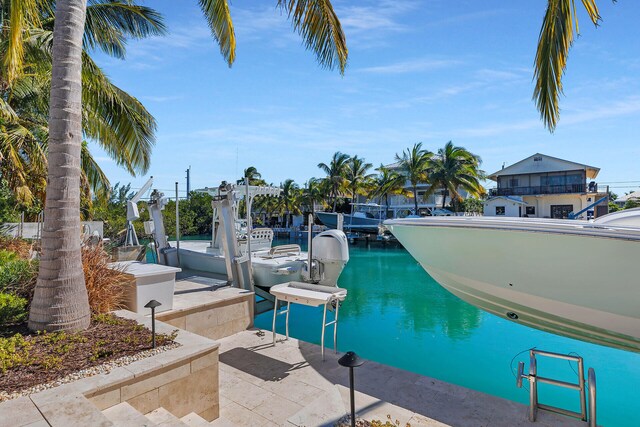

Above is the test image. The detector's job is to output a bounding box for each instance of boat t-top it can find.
[385,208,640,353]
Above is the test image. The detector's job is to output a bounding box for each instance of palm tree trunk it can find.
[442,189,448,209]
[28,0,90,332]
[332,186,338,212]
[413,186,418,215]
[385,194,389,219]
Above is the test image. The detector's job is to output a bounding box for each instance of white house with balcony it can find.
[484,153,608,219]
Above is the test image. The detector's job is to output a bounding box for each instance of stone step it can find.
[180,412,212,427]
[145,407,189,427]
[103,402,157,427]
[209,415,236,427]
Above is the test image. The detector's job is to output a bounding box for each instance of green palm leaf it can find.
[534,0,600,131]
[198,0,236,66]
[277,0,348,73]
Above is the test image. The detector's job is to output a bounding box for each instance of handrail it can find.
[517,349,595,423]
[588,368,597,427]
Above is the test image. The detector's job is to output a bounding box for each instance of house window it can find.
[551,205,574,219]
[496,206,506,216]
[525,206,535,216]
[509,178,519,187]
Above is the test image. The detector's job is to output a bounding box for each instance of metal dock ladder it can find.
[516,349,597,426]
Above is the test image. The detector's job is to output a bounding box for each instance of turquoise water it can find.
[253,241,640,426]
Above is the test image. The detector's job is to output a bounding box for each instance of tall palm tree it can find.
[318,151,350,212]
[534,1,602,131]
[371,165,406,219]
[27,0,91,331]
[425,141,485,209]
[394,143,432,216]
[28,0,349,332]
[345,155,374,203]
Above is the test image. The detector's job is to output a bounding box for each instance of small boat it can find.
[385,209,640,353]
[316,203,387,234]
[148,183,350,289]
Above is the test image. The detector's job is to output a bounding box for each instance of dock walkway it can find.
[217,330,586,427]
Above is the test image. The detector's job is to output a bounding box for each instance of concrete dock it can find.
[216,330,586,427]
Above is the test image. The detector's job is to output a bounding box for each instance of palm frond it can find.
[534,0,600,131]
[84,0,166,58]
[198,0,236,66]
[277,0,348,74]
[81,51,156,175]
[3,0,42,82]
[81,141,111,195]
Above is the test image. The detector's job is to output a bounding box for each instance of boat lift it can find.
[270,281,347,360]
[125,176,154,246]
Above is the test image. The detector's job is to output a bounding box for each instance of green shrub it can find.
[0,249,18,264]
[0,293,28,325]
[0,333,32,373]
[0,257,38,299]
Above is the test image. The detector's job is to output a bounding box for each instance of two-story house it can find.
[484,153,608,219]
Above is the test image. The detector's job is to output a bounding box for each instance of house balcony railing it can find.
[489,183,594,197]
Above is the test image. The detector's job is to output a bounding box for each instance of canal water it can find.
[254,241,639,426]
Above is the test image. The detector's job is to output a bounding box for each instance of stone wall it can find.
[158,293,253,340]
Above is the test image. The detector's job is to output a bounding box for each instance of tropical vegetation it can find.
[20,0,349,333]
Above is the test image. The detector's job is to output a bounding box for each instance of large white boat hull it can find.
[386,217,640,352]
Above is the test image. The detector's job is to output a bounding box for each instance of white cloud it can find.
[358,58,462,74]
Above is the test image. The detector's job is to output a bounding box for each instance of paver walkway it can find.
[217,330,586,427]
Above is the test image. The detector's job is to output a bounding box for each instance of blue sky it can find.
[90,0,640,197]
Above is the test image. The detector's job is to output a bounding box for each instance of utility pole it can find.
[186,166,191,200]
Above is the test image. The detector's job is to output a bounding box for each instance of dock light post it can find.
[145,300,162,348]
[338,351,365,427]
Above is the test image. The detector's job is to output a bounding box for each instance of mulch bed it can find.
[0,314,177,395]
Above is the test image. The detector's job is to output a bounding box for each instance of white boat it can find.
[316,203,387,234]
[385,209,640,353]
[148,183,350,289]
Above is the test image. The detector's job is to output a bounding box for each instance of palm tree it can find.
[345,155,374,203]
[318,151,350,212]
[279,179,301,227]
[394,143,432,216]
[534,1,602,131]
[1,0,164,208]
[27,0,92,331]
[371,165,406,219]
[27,0,349,332]
[302,177,324,216]
[237,166,264,185]
[425,141,485,209]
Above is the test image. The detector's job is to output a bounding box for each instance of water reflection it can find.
[339,245,483,339]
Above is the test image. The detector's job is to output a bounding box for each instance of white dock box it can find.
[110,261,181,314]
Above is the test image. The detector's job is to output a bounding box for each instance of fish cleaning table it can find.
[270,281,348,360]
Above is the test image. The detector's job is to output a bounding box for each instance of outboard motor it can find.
[311,229,349,286]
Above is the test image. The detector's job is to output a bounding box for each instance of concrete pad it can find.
[216,330,587,427]
[287,385,346,427]
[220,401,277,427]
